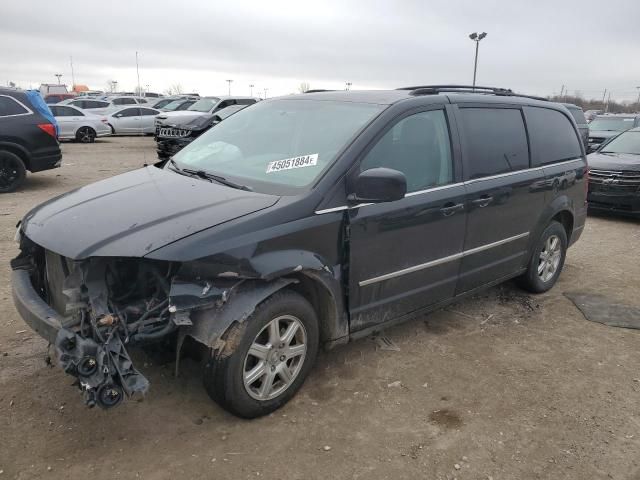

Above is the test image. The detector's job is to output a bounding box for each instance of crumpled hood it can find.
[22,166,279,259]
[588,152,640,171]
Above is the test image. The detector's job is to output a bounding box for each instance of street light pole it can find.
[345,82,352,91]
[468,32,487,89]
[54,73,63,85]
[636,86,640,111]
[135,51,141,96]
[249,84,255,96]
[226,79,233,95]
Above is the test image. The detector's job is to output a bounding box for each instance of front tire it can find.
[0,150,26,193]
[518,221,567,293]
[203,289,319,418]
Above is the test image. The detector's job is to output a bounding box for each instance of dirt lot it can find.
[0,137,639,480]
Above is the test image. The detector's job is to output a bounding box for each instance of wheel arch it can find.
[524,195,575,267]
[0,142,30,170]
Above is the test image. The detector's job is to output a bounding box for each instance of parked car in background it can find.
[588,114,640,152]
[49,104,111,143]
[563,104,588,149]
[587,127,640,217]
[106,106,160,135]
[82,96,152,114]
[156,104,249,160]
[160,99,196,112]
[11,86,587,415]
[39,84,69,96]
[143,92,162,98]
[64,98,111,111]
[44,93,76,104]
[0,88,61,192]
[155,96,257,126]
[584,109,602,122]
[149,96,198,110]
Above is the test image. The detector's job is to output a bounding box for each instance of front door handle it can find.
[440,202,464,216]
[471,195,493,208]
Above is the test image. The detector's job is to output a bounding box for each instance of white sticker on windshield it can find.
[266,154,318,173]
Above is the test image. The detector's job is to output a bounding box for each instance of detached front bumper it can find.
[11,268,63,343]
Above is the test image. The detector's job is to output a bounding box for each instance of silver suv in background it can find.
[155,96,258,128]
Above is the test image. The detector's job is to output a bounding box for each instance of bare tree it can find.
[298,82,310,94]
[164,83,183,96]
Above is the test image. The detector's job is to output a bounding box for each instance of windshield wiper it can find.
[182,168,252,191]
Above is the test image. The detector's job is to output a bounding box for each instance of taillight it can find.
[38,123,57,138]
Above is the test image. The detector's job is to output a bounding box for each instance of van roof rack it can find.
[397,85,547,102]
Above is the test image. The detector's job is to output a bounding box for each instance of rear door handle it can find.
[471,195,493,208]
[440,202,464,216]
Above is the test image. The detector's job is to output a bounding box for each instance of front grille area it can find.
[157,127,191,138]
[589,169,640,193]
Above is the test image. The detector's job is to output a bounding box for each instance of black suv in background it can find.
[588,114,640,152]
[0,88,61,192]
[12,86,587,417]
[156,104,250,160]
[587,126,640,216]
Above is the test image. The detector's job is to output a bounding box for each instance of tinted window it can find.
[139,108,158,116]
[51,106,80,117]
[566,107,586,125]
[136,98,148,103]
[113,97,136,105]
[361,110,453,192]
[238,99,257,105]
[525,107,582,166]
[459,108,529,179]
[86,100,109,108]
[117,108,140,117]
[45,96,60,104]
[0,96,29,116]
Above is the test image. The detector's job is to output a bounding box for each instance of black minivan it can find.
[12,86,588,417]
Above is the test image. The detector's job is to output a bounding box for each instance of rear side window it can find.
[525,107,582,166]
[238,99,257,105]
[361,109,453,192]
[87,100,109,108]
[459,108,529,179]
[0,96,29,116]
[117,108,140,117]
[139,108,158,116]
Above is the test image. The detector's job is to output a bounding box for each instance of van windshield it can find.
[171,98,384,194]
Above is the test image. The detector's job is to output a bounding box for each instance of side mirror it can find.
[349,167,407,203]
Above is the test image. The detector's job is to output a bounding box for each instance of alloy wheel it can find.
[538,234,562,282]
[0,157,21,190]
[243,314,307,401]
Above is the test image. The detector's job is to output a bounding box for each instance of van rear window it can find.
[525,107,582,166]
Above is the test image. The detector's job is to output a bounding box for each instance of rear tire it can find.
[0,150,26,193]
[518,221,567,293]
[203,289,319,418]
[75,127,96,143]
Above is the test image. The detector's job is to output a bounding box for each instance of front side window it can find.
[116,108,140,117]
[525,107,582,166]
[172,99,384,194]
[113,97,136,105]
[360,110,453,192]
[139,108,158,116]
[0,96,29,116]
[459,108,529,179]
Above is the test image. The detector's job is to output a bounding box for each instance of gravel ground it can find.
[1,137,639,480]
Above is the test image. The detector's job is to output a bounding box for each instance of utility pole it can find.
[54,73,63,84]
[636,86,640,111]
[145,84,150,96]
[70,57,75,89]
[559,85,565,98]
[249,84,255,96]
[601,89,607,109]
[468,32,487,89]
[135,51,141,96]
[226,79,233,95]
[605,92,611,113]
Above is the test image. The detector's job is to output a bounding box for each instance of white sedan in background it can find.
[106,107,160,135]
[49,104,112,143]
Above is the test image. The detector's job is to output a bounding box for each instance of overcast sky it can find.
[2,0,639,101]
